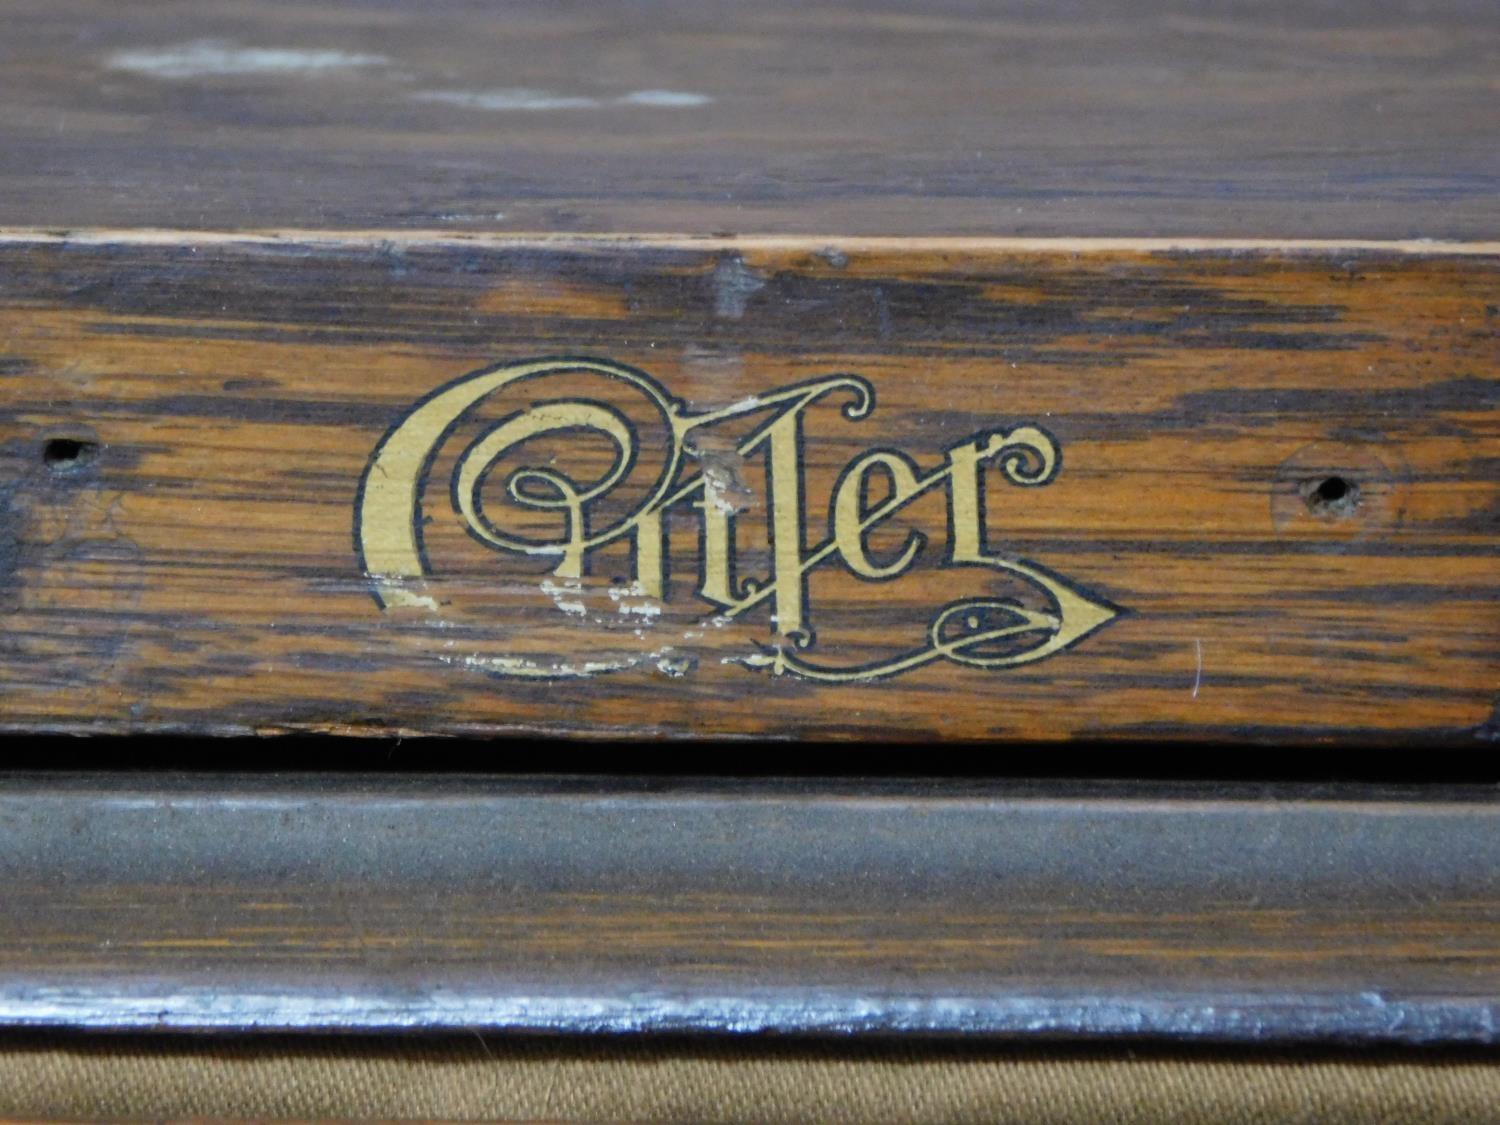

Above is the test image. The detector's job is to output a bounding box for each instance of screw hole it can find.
[1305,474,1359,517]
[43,437,98,472]
[1314,476,1348,503]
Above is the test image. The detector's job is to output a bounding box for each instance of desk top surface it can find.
[2,0,1495,237]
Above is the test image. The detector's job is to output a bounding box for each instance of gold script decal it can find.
[356,357,1118,681]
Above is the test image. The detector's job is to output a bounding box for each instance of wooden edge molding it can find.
[0,774,1498,1042]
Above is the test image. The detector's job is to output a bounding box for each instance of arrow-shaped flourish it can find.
[734,557,1119,682]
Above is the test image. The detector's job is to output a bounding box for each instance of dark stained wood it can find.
[0,233,1494,743]
[2,773,1500,1041]
[0,0,1497,1054]
[0,0,1495,238]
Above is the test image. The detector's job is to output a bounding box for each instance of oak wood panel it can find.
[2,774,1499,1040]
[1,0,1496,238]
[0,233,1494,743]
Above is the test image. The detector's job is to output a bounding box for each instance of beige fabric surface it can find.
[1,1036,1499,1123]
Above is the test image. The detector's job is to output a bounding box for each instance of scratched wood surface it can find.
[0,233,1493,743]
[1,0,1496,239]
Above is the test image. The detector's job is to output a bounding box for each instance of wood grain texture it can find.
[2,774,1500,1041]
[0,233,1494,743]
[1,0,1496,238]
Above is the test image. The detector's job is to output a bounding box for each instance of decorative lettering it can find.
[356,357,1118,680]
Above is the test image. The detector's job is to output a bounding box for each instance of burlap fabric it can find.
[2,1036,1498,1122]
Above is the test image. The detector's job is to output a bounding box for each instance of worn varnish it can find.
[0,233,1493,743]
[2,0,1495,240]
